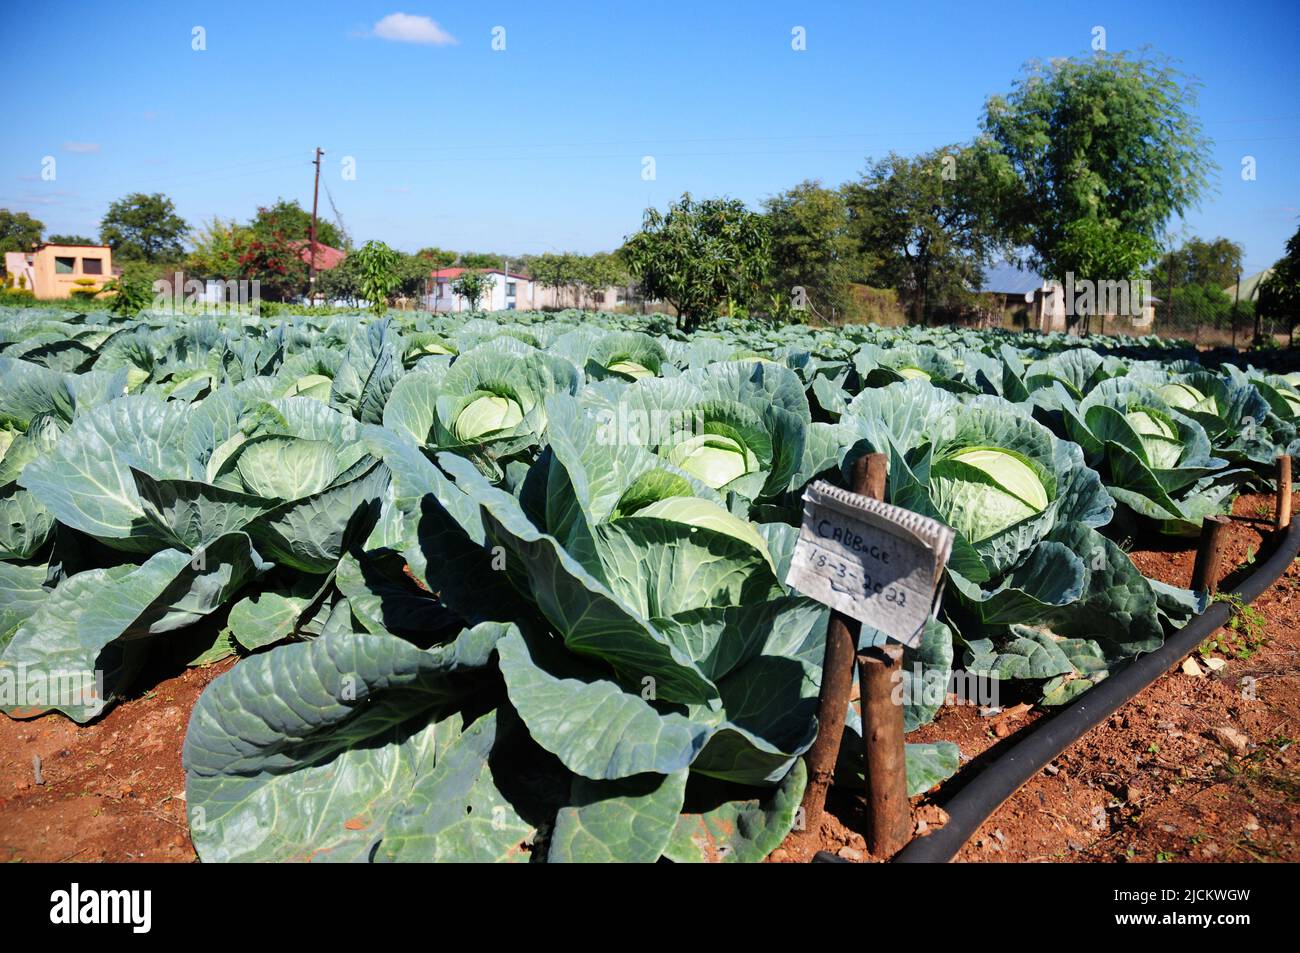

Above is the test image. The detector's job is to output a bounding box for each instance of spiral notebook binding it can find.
[802,480,955,572]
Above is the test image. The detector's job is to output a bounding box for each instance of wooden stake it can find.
[858,644,911,857]
[799,452,885,835]
[1276,455,1292,531]
[1191,515,1230,596]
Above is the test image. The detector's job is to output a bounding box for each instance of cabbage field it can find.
[2,304,1299,863]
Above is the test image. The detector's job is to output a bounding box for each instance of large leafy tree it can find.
[983,52,1213,284]
[100,192,188,262]
[762,180,857,321]
[1149,236,1245,336]
[1153,237,1243,290]
[577,252,627,308]
[46,233,96,245]
[394,253,434,303]
[843,143,1013,325]
[459,252,503,270]
[416,246,457,268]
[315,252,364,306]
[237,227,308,302]
[0,209,44,255]
[186,217,251,278]
[1257,224,1300,341]
[251,199,343,250]
[624,193,770,330]
[530,252,583,308]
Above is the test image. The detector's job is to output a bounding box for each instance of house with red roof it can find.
[428,267,537,312]
[288,240,347,271]
[427,266,630,312]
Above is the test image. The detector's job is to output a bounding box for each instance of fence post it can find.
[1191,515,1230,596]
[798,453,886,836]
[857,644,912,857]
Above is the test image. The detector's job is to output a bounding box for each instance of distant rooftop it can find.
[430,267,532,281]
[288,240,346,270]
[1224,268,1274,302]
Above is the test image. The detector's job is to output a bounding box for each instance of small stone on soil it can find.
[1207,725,1248,756]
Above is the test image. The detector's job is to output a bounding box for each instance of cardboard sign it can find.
[785,480,954,647]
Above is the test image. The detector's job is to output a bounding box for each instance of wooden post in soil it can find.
[857,644,911,857]
[1276,455,1292,531]
[1191,515,1230,596]
[799,452,887,836]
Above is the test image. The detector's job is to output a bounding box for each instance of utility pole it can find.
[1233,270,1243,349]
[309,147,323,304]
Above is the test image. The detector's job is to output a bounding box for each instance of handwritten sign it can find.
[785,480,954,648]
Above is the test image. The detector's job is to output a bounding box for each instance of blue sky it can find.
[2,0,1297,273]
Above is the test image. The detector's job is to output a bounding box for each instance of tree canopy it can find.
[1154,237,1244,290]
[251,199,343,249]
[100,193,189,262]
[843,143,1013,324]
[624,193,770,329]
[0,209,45,255]
[983,51,1213,283]
[1257,224,1300,334]
[763,180,857,321]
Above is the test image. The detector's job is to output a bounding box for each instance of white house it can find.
[426,268,536,312]
[424,266,631,313]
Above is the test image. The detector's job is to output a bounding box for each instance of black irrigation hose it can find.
[814,519,1300,864]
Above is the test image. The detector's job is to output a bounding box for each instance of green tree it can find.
[104,261,162,316]
[315,253,364,307]
[529,253,573,308]
[1149,236,1244,337]
[983,51,1213,286]
[416,246,457,268]
[394,253,433,305]
[459,251,504,270]
[623,193,770,330]
[0,209,44,255]
[100,192,188,262]
[237,226,308,303]
[1153,237,1243,290]
[1257,224,1300,342]
[353,240,400,315]
[763,180,857,321]
[531,252,587,308]
[843,143,1013,325]
[251,199,343,249]
[578,252,627,309]
[451,269,495,312]
[46,233,96,245]
[186,217,251,278]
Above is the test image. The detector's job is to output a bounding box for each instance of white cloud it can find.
[62,142,100,154]
[371,13,457,46]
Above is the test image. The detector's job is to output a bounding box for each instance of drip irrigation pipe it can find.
[815,519,1300,864]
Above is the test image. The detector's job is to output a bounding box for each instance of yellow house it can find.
[4,243,114,299]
